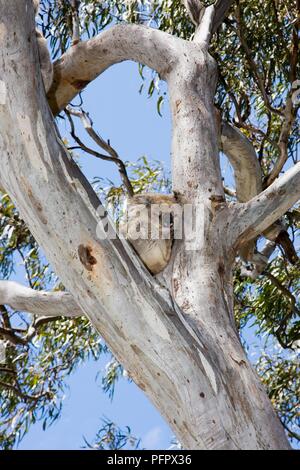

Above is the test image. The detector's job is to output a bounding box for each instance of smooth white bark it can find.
[0,281,82,317]
[194,6,216,45]
[220,121,262,202]
[48,24,179,115]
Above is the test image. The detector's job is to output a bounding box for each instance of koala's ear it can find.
[33,0,39,16]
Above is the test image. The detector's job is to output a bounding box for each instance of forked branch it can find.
[183,0,233,44]
[230,162,300,249]
[219,119,298,270]
[66,107,134,196]
[48,23,180,115]
[183,0,233,31]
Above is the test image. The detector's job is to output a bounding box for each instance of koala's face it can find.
[120,193,177,274]
[125,194,175,241]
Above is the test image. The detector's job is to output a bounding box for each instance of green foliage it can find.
[93,156,170,199]
[40,1,299,169]
[83,417,141,450]
[102,359,125,400]
[256,351,300,443]
[0,314,103,449]
[252,262,300,349]
[0,193,36,280]
[234,250,300,347]
[92,157,171,223]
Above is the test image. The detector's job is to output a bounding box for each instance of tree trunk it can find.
[0,0,292,449]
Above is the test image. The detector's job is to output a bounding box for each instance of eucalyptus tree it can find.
[0,0,299,450]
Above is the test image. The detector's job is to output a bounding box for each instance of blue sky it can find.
[19,355,173,450]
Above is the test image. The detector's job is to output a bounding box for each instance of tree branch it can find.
[219,119,298,266]
[266,4,299,186]
[194,5,216,45]
[0,281,83,318]
[239,240,276,279]
[220,120,262,202]
[264,272,299,313]
[218,119,266,267]
[230,162,300,249]
[265,98,297,186]
[48,24,179,115]
[183,0,233,33]
[0,379,50,403]
[66,107,134,196]
[0,0,291,449]
[233,5,283,117]
[0,326,27,346]
[71,0,81,45]
[182,0,205,26]
[212,0,234,33]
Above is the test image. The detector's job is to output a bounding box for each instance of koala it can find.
[33,0,53,93]
[120,193,178,275]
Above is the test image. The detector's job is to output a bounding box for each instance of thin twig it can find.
[71,0,81,45]
[224,186,236,198]
[281,421,300,443]
[0,379,50,403]
[0,304,11,330]
[65,107,134,196]
[0,326,27,346]
[24,316,64,342]
[0,367,16,375]
[234,5,283,117]
[265,9,299,186]
[264,272,299,313]
[217,74,279,151]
